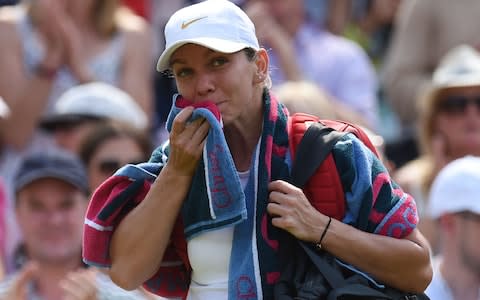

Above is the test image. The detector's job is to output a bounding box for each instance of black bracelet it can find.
[315,216,332,250]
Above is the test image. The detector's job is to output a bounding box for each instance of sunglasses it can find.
[97,159,145,175]
[437,95,480,114]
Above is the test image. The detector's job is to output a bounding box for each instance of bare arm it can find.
[0,7,62,150]
[382,0,434,125]
[268,181,432,293]
[244,2,303,82]
[109,108,210,290]
[119,12,154,124]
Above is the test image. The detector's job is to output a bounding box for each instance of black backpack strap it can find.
[299,241,394,300]
[298,241,345,289]
[290,122,347,188]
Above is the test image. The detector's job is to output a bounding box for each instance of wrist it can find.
[315,216,332,251]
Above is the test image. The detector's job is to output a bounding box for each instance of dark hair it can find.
[79,121,152,166]
[243,47,258,61]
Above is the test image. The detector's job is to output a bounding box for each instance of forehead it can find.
[92,136,145,159]
[170,44,228,65]
[16,178,85,205]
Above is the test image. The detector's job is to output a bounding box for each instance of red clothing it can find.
[122,0,151,20]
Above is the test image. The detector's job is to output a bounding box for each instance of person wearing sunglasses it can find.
[394,44,480,254]
[78,120,152,193]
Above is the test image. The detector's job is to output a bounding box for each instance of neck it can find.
[440,254,480,300]
[224,90,264,172]
[34,260,84,300]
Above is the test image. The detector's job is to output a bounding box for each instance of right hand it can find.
[166,107,210,177]
[1,262,38,300]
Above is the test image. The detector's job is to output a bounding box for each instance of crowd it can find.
[0,0,479,299]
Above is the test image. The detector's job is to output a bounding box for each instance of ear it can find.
[253,48,269,84]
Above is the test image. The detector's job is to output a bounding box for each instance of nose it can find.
[194,72,215,98]
[47,209,66,226]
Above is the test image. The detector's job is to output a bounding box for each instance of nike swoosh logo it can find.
[181,16,207,29]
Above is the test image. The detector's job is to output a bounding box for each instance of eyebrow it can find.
[169,48,219,68]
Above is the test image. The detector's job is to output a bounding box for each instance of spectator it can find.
[394,45,480,253]
[0,149,149,299]
[244,0,379,129]
[425,156,480,300]
[0,0,153,151]
[0,81,148,276]
[382,0,480,166]
[41,81,148,153]
[79,121,152,192]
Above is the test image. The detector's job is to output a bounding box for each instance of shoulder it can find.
[393,156,430,187]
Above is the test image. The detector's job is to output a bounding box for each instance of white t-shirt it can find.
[425,256,480,300]
[186,170,250,300]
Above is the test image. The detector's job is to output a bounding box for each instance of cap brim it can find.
[156,37,251,72]
[40,114,103,131]
[15,169,89,195]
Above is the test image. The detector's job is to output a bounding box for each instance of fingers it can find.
[5,261,39,300]
[268,180,302,199]
[61,269,97,300]
[170,106,195,136]
[167,108,211,176]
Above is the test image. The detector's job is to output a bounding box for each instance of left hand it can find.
[60,268,98,300]
[267,180,328,242]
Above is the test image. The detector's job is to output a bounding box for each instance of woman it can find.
[85,1,432,299]
[394,44,480,253]
[79,120,152,193]
[0,0,153,150]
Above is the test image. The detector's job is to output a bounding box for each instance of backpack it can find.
[287,113,379,221]
[274,113,430,300]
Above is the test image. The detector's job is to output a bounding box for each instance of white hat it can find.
[41,82,148,130]
[428,156,480,218]
[156,0,259,72]
[432,44,480,89]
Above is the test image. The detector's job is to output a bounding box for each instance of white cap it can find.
[156,0,259,72]
[0,96,10,118]
[428,156,480,218]
[432,44,480,89]
[42,82,148,130]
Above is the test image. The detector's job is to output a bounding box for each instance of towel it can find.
[164,94,247,239]
[82,89,419,299]
[83,90,293,299]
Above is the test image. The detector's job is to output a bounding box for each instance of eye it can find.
[174,68,193,78]
[59,197,76,211]
[210,56,228,67]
